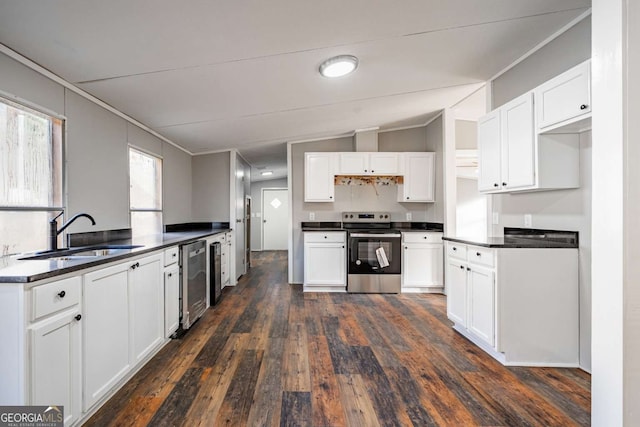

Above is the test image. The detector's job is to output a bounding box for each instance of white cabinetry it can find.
[398,152,435,202]
[304,152,335,202]
[337,152,398,175]
[163,246,180,338]
[29,277,82,426]
[444,241,579,366]
[401,232,443,292]
[303,231,346,292]
[83,253,163,411]
[223,232,232,287]
[535,60,591,132]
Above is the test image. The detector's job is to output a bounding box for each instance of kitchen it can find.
[0,1,637,426]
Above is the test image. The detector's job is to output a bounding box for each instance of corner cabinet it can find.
[444,241,579,366]
[304,152,335,202]
[398,152,435,202]
[303,231,346,292]
[401,232,443,292]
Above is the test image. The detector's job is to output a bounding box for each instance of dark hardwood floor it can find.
[86,250,590,426]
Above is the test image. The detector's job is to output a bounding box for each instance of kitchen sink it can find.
[20,245,143,260]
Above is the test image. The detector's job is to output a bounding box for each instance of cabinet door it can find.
[400,152,435,202]
[130,254,164,364]
[468,265,495,347]
[369,153,398,175]
[304,243,346,286]
[502,93,535,190]
[446,259,468,326]
[536,60,590,130]
[477,110,502,192]
[83,262,131,411]
[30,310,81,426]
[402,244,443,288]
[164,264,180,338]
[338,152,368,174]
[304,153,335,202]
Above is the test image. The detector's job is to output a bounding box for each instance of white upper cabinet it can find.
[398,152,435,202]
[501,93,535,190]
[337,152,398,175]
[477,110,502,192]
[535,60,591,132]
[304,152,335,202]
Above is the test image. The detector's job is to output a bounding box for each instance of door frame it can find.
[261,187,288,251]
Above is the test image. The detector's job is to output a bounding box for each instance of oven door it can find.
[348,233,401,275]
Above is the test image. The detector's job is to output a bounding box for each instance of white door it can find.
[468,265,495,346]
[304,243,346,286]
[446,259,468,326]
[369,153,398,175]
[502,92,535,190]
[30,310,81,426]
[402,152,435,202]
[263,188,289,250]
[304,153,335,201]
[164,265,180,338]
[477,110,502,192]
[130,254,163,364]
[338,152,368,174]
[402,244,444,288]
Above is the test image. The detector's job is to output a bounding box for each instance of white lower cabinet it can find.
[83,253,163,412]
[29,277,82,426]
[401,232,443,291]
[303,232,346,291]
[164,265,180,338]
[445,241,579,366]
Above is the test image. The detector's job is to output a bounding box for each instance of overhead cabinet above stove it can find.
[304,152,435,203]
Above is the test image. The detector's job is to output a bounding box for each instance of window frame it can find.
[0,93,66,255]
[128,145,163,235]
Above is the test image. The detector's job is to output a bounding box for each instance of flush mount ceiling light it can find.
[319,55,358,78]
[261,171,273,176]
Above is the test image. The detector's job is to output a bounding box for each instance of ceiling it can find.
[0,1,590,181]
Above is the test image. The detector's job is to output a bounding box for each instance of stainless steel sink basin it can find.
[20,245,143,260]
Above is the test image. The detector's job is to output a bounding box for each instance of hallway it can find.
[87,250,590,426]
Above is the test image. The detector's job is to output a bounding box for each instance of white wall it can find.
[0,50,194,235]
[250,177,288,251]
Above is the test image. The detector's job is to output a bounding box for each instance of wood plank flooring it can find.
[86,251,590,426]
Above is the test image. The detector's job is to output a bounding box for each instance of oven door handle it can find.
[349,233,401,238]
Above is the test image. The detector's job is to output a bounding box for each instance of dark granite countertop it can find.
[0,228,230,284]
[301,221,444,232]
[443,227,578,249]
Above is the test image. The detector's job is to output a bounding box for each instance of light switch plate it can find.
[524,214,532,228]
[492,212,499,225]
[406,212,412,221]
[309,212,315,220]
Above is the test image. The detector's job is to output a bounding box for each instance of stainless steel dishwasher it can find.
[180,240,207,329]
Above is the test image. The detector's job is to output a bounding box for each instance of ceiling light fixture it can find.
[319,55,358,78]
[261,171,273,176]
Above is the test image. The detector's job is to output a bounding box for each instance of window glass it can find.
[129,147,162,236]
[0,97,63,256]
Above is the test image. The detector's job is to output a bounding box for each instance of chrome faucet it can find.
[49,212,96,250]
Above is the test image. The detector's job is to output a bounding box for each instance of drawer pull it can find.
[452,247,457,251]
[493,183,499,187]
[172,253,177,257]
[131,262,140,270]
[502,182,507,186]
[467,267,471,271]
[423,236,428,239]
[324,236,327,239]
[459,265,464,270]
[75,314,82,321]
[580,104,588,110]
[57,290,66,298]
[476,252,481,256]
[168,273,173,277]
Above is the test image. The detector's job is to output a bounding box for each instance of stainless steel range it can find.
[343,212,401,293]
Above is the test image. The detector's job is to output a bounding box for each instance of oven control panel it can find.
[342,212,390,222]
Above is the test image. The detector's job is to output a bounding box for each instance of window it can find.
[129,147,162,236]
[0,97,63,256]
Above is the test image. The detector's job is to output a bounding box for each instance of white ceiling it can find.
[0,1,589,181]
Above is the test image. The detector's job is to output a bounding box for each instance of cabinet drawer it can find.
[403,232,443,243]
[468,247,495,268]
[447,243,467,260]
[164,246,179,266]
[32,276,81,320]
[304,231,345,243]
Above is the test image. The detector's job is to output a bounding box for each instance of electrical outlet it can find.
[406,212,412,221]
[524,214,532,228]
[492,212,499,225]
[309,212,315,220]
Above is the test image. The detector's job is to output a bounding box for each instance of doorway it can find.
[245,195,251,269]
[262,188,288,250]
